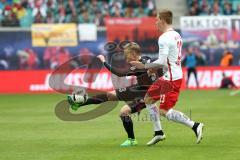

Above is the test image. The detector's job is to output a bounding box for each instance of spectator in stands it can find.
[79,10,94,23]
[89,0,99,15]
[122,0,135,9]
[220,49,233,67]
[57,2,66,23]
[34,11,44,23]
[148,8,157,17]
[43,47,57,69]
[110,1,122,15]
[0,59,8,70]
[183,47,199,88]
[78,48,94,65]
[16,3,26,20]
[205,31,218,48]
[223,2,234,15]
[26,48,38,69]
[124,7,134,18]
[17,48,38,70]
[1,12,19,26]
[0,47,10,70]
[94,11,104,26]
[237,4,240,15]
[189,6,197,16]
[212,2,221,16]
[46,0,56,13]
[46,11,55,23]
[200,2,210,15]
[219,73,236,89]
[188,0,201,15]
[134,6,146,17]
[68,0,76,16]
[32,0,47,18]
[146,0,155,11]
[57,47,70,66]
[112,6,123,17]
[69,12,78,23]
[94,12,104,26]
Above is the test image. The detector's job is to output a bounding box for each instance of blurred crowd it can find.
[188,0,240,16]
[0,0,157,27]
[0,46,96,70]
[182,45,239,67]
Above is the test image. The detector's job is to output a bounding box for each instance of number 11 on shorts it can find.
[160,94,165,104]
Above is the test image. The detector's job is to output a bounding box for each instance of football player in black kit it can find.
[68,42,170,146]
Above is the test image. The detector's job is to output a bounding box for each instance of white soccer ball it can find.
[70,89,88,104]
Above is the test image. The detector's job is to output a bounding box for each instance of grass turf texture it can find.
[0,90,239,160]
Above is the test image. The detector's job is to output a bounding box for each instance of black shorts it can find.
[128,99,146,114]
[115,84,149,114]
[115,84,149,101]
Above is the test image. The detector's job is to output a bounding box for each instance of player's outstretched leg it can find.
[146,103,166,146]
[165,109,204,144]
[119,105,138,147]
[69,93,109,111]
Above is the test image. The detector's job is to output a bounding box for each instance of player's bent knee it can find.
[144,94,155,104]
[159,108,169,116]
[119,105,131,116]
[106,91,117,101]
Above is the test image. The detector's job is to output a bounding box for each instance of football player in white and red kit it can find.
[130,9,204,146]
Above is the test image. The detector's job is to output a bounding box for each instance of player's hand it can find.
[147,68,157,76]
[97,55,106,63]
[130,61,145,69]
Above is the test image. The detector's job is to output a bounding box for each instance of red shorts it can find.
[147,78,182,110]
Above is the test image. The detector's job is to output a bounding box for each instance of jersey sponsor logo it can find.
[118,87,127,92]
[130,66,136,71]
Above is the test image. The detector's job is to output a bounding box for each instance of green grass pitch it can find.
[0,90,239,160]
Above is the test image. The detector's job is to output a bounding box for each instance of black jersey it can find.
[103,56,163,101]
[104,56,162,85]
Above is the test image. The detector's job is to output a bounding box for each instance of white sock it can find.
[165,109,194,128]
[146,104,162,131]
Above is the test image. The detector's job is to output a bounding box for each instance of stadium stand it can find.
[0,0,157,27]
[187,0,240,16]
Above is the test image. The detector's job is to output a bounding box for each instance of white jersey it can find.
[158,29,183,81]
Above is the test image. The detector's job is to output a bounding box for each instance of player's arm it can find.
[97,55,145,77]
[130,40,169,69]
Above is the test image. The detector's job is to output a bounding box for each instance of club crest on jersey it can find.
[130,66,136,71]
[159,44,164,49]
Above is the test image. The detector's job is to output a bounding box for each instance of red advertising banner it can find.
[105,17,158,42]
[185,66,240,89]
[0,67,239,94]
[0,69,136,94]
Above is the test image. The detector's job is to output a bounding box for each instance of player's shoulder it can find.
[159,30,181,40]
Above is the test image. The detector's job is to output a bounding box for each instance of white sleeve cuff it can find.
[144,54,168,69]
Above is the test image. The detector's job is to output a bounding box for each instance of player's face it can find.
[125,52,138,62]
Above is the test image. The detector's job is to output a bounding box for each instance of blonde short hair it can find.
[158,9,173,25]
[123,42,141,57]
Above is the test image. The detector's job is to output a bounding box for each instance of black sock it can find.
[192,122,200,136]
[120,115,135,139]
[154,130,164,136]
[192,122,200,130]
[81,94,108,106]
